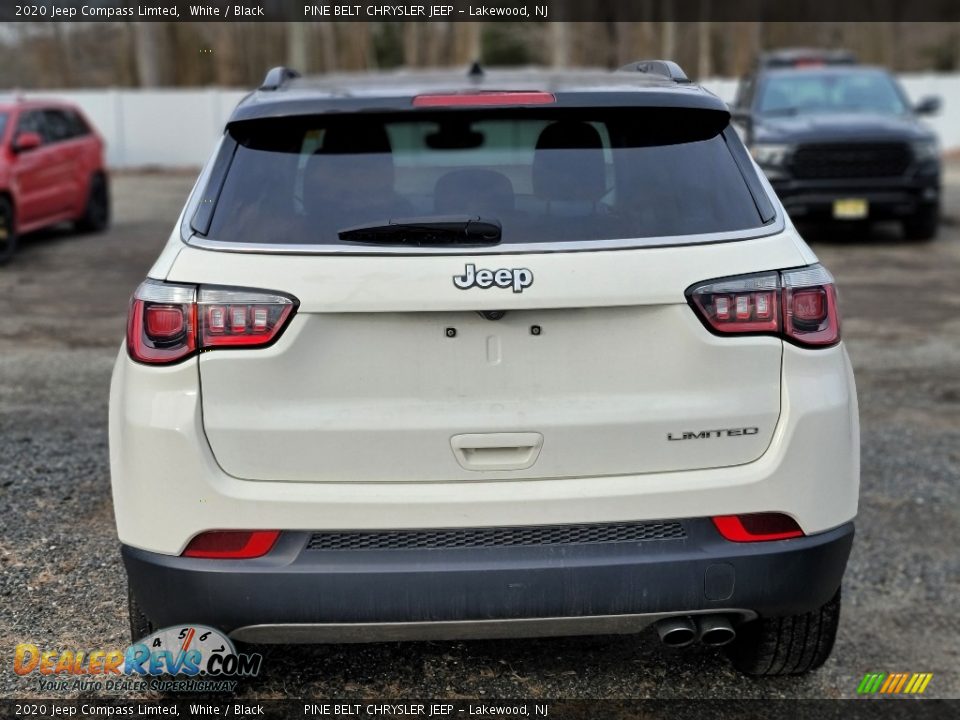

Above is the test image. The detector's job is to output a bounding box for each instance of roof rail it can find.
[260,66,301,91]
[617,60,691,84]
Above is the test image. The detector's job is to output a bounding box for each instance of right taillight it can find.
[127,280,297,365]
[687,264,840,348]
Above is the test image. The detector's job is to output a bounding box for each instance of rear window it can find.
[200,108,768,247]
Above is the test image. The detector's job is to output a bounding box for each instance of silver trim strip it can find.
[229,610,757,644]
[183,217,784,257]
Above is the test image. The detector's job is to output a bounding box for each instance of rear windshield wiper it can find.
[337,216,501,246]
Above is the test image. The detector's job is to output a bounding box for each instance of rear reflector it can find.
[182,530,280,559]
[712,514,804,542]
[413,91,556,107]
[127,280,297,365]
[687,264,840,347]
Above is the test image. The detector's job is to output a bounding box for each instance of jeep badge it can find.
[453,264,534,293]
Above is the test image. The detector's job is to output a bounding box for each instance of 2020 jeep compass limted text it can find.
[110,62,859,676]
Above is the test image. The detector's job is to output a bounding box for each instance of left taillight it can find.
[127,281,197,364]
[686,264,840,348]
[127,280,297,365]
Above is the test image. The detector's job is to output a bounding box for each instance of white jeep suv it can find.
[110,62,859,676]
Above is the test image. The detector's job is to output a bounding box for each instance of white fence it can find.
[23,73,960,169]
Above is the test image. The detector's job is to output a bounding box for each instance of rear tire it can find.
[75,173,110,233]
[128,584,155,643]
[0,196,17,264]
[903,204,939,241]
[725,588,841,676]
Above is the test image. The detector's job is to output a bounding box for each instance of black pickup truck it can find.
[733,48,942,239]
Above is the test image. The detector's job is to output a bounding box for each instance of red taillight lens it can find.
[127,281,297,365]
[182,530,280,559]
[687,264,840,348]
[198,287,295,349]
[144,305,186,338]
[781,266,840,346]
[127,282,197,364]
[689,271,781,335]
[712,513,804,542]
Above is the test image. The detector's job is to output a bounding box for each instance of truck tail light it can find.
[712,513,804,542]
[687,264,840,348]
[127,280,297,365]
[182,530,280,559]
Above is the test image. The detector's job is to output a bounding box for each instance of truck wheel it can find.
[128,585,155,643]
[903,204,939,241]
[75,173,110,233]
[725,588,841,676]
[0,196,17,264]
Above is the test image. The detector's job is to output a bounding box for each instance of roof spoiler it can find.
[617,60,691,84]
[260,66,301,91]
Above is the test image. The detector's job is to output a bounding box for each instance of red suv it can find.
[0,98,109,263]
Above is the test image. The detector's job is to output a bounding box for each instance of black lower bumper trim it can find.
[123,519,854,634]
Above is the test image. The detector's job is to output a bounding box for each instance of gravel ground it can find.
[1,169,958,702]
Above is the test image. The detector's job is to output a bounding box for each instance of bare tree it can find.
[551,23,570,67]
[662,22,676,60]
[697,1,712,78]
[132,23,167,87]
[452,23,482,65]
[317,24,337,72]
[403,24,420,67]
[287,23,310,72]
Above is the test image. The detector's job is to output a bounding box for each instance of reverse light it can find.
[199,287,295,348]
[127,280,297,365]
[713,514,804,542]
[687,264,840,348]
[182,530,280,559]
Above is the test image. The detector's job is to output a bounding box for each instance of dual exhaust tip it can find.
[655,615,736,648]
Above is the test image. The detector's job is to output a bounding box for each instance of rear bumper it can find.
[123,519,853,642]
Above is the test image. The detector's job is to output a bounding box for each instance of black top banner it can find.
[3,0,960,22]
[1,700,957,720]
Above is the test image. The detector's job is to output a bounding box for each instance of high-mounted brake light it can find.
[712,514,804,542]
[412,91,556,107]
[182,530,280,559]
[687,264,840,348]
[127,280,297,365]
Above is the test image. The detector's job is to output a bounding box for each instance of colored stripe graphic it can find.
[857,672,932,695]
[857,673,885,694]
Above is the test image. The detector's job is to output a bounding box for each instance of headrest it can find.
[304,123,396,213]
[532,121,607,202]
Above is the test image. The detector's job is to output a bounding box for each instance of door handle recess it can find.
[450,432,544,471]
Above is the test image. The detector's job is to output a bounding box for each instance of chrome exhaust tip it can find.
[696,615,736,647]
[655,616,697,648]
